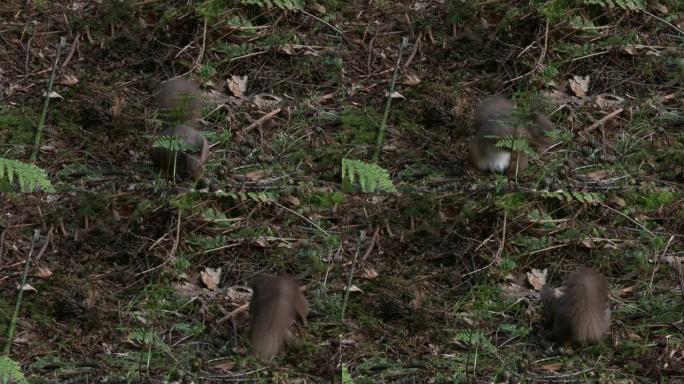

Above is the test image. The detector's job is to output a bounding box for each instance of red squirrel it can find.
[249,275,309,360]
[541,268,611,344]
[149,77,209,179]
[470,96,553,175]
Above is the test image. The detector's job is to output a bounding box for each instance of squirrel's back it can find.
[546,268,610,344]
[249,275,308,360]
[157,77,202,124]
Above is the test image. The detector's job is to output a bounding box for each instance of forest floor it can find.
[0,0,683,383]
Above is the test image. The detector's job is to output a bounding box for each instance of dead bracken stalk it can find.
[341,232,365,321]
[32,37,65,162]
[3,230,40,356]
[373,37,408,163]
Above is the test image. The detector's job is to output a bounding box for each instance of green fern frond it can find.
[240,0,304,10]
[152,136,196,153]
[341,363,355,384]
[542,191,605,204]
[341,158,397,193]
[583,0,644,10]
[129,328,166,348]
[453,330,497,353]
[493,136,536,156]
[0,158,55,193]
[221,192,278,203]
[0,356,28,384]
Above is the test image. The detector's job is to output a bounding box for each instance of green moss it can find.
[626,191,675,210]
[0,107,36,146]
[340,108,379,145]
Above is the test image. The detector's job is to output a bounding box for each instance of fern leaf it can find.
[0,158,55,193]
[0,356,28,384]
[493,136,536,156]
[341,158,397,193]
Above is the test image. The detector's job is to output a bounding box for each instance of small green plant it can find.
[0,158,55,192]
[129,329,168,351]
[494,136,536,156]
[0,356,27,384]
[341,158,397,193]
[152,136,197,154]
[583,0,645,10]
[240,0,304,10]
[542,191,605,204]
[341,363,355,384]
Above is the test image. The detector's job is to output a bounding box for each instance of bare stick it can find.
[217,303,250,324]
[583,108,623,133]
[4,230,40,355]
[341,232,365,321]
[242,108,282,134]
[373,37,408,162]
[32,37,66,162]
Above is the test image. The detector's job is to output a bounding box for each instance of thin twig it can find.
[599,202,655,238]
[242,108,282,134]
[341,232,365,321]
[373,37,408,162]
[583,108,623,133]
[4,230,40,355]
[32,37,66,162]
[643,9,684,35]
[137,208,182,276]
[272,201,330,238]
[180,16,208,78]
[505,18,549,84]
[60,32,80,71]
[217,303,250,324]
[402,33,421,73]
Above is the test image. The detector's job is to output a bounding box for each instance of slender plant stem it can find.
[341,231,365,321]
[373,37,408,163]
[3,230,39,356]
[32,37,66,162]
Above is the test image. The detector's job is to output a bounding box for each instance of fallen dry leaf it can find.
[311,2,326,13]
[35,267,53,278]
[225,286,252,304]
[201,267,222,290]
[360,267,379,280]
[608,195,626,208]
[47,91,63,99]
[619,285,635,297]
[580,238,596,248]
[541,363,562,373]
[174,282,209,298]
[388,91,405,99]
[401,71,421,85]
[283,194,301,207]
[587,170,609,180]
[344,284,364,293]
[526,268,548,291]
[254,237,269,247]
[212,361,235,373]
[501,282,536,299]
[227,75,248,98]
[19,283,36,292]
[60,73,79,86]
[243,170,265,181]
[569,75,590,97]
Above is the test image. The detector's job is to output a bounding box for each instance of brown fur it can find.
[249,275,309,360]
[157,77,203,124]
[150,77,208,178]
[541,269,611,344]
[470,96,554,175]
